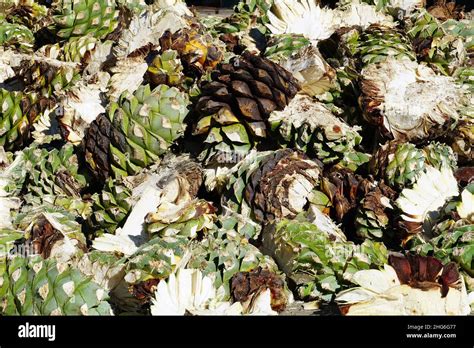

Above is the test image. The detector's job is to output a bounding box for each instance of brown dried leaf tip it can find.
[132,279,161,303]
[30,217,64,259]
[231,267,288,312]
[388,253,462,297]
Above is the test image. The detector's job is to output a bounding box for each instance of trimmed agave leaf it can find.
[219,206,262,240]
[300,206,347,242]
[413,224,473,276]
[0,88,57,151]
[116,0,147,13]
[19,144,88,214]
[17,55,81,98]
[0,22,34,53]
[344,240,390,281]
[88,162,175,237]
[223,149,323,225]
[0,228,24,259]
[265,34,311,62]
[0,150,27,197]
[0,255,113,315]
[146,49,185,88]
[85,85,190,182]
[51,0,119,40]
[193,51,299,166]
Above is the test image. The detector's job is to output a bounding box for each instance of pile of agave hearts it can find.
[0,0,472,315]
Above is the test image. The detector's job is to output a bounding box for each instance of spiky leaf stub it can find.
[224,149,322,224]
[265,34,311,62]
[89,177,134,236]
[356,24,416,66]
[360,58,465,142]
[370,141,458,191]
[123,236,189,286]
[84,85,189,182]
[18,144,89,216]
[19,59,81,98]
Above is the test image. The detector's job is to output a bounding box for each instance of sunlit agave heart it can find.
[266,0,394,42]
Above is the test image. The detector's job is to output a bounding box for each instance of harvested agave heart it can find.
[192,51,301,165]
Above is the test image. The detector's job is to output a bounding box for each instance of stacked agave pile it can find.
[0,0,473,316]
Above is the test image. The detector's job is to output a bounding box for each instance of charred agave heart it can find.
[388,253,462,297]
